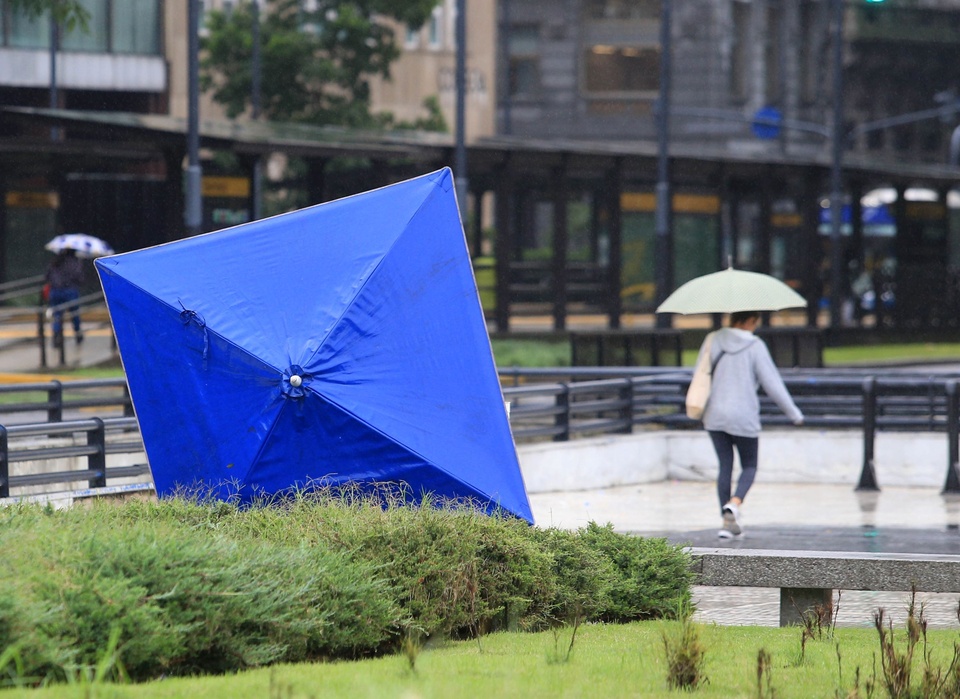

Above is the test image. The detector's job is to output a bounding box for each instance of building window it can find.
[765,3,781,103]
[3,0,161,55]
[730,0,750,102]
[61,0,108,52]
[7,5,48,48]
[112,0,160,54]
[583,45,659,94]
[508,24,539,97]
[799,0,823,105]
[428,5,442,48]
[405,24,419,48]
[585,0,658,21]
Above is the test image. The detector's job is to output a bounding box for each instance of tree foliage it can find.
[9,0,89,31]
[200,0,442,128]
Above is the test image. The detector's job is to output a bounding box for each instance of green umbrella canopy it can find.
[656,267,808,315]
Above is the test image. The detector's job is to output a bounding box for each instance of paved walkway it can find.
[0,318,118,378]
[529,481,960,628]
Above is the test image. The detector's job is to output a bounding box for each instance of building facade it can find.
[493,0,960,327]
[368,0,497,143]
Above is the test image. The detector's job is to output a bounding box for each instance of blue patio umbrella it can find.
[95,168,532,522]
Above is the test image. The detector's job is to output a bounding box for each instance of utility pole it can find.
[185,0,203,236]
[49,12,60,141]
[251,0,263,220]
[828,0,845,330]
[454,0,469,228]
[654,0,673,328]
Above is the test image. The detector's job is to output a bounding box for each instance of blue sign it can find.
[752,106,782,140]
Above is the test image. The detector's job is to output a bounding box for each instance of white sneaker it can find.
[722,502,742,536]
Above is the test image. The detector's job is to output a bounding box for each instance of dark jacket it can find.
[46,253,84,290]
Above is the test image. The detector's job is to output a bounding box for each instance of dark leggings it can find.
[708,431,759,514]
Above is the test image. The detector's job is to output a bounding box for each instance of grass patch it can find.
[489,339,570,367]
[7,621,960,698]
[823,343,960,367]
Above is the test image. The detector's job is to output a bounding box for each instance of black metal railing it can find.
[0,416,147,498]
[5,369,960,498]
[500,367,960,494]
[0,378,132,424]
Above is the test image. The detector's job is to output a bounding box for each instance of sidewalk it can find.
[0,319,118,378]
[529,481,960,628]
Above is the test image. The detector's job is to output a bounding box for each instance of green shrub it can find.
[580,522,694,621]
[0,504,401,683]
[259,489,558,639]
[533,527,617,625]
[0,493,695,685]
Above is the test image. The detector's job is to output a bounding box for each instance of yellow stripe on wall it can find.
[620,192,720,215]
[202,176,251,198]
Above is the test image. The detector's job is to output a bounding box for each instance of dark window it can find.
[583,46,659,94]
[508,25,540,97]
[585,0,658,21]
[730,1,750,102]
[799,1,816,103]
[765,4,781,103]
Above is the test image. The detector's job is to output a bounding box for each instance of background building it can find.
[493,0,960,328]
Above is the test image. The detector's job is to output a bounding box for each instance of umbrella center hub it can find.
[281,365,309,399]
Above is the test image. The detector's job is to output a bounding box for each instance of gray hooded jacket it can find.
[699,327,803,437]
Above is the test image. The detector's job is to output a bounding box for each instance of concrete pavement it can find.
[0,317,119,378]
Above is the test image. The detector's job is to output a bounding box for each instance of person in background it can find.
[45,249,84,347]
[695,310,804,539]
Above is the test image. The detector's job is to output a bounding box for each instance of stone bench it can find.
[688,547,960,626]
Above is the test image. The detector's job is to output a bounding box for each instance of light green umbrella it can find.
[656,266,808,315]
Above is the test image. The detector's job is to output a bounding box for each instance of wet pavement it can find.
[529,481,960,627]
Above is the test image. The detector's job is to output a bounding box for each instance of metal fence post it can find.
[87,417,107,489]
[618,379,634,434]
[37,307,47,369]
[944,380,960,493]
[47,380,62,423]
[857,376,880,491]
[0,426,8,498]
[554,383,570,442]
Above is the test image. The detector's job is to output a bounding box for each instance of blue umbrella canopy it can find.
[96,168,532,522]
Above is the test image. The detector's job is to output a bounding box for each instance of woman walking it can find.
[696,311,804,538]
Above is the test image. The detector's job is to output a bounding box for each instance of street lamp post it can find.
[454,0,469,228]
[185,0,203,236]
[654,0,673,328]
[828,0,845,330]
[49,12,60,141]
[251,0,263,221]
